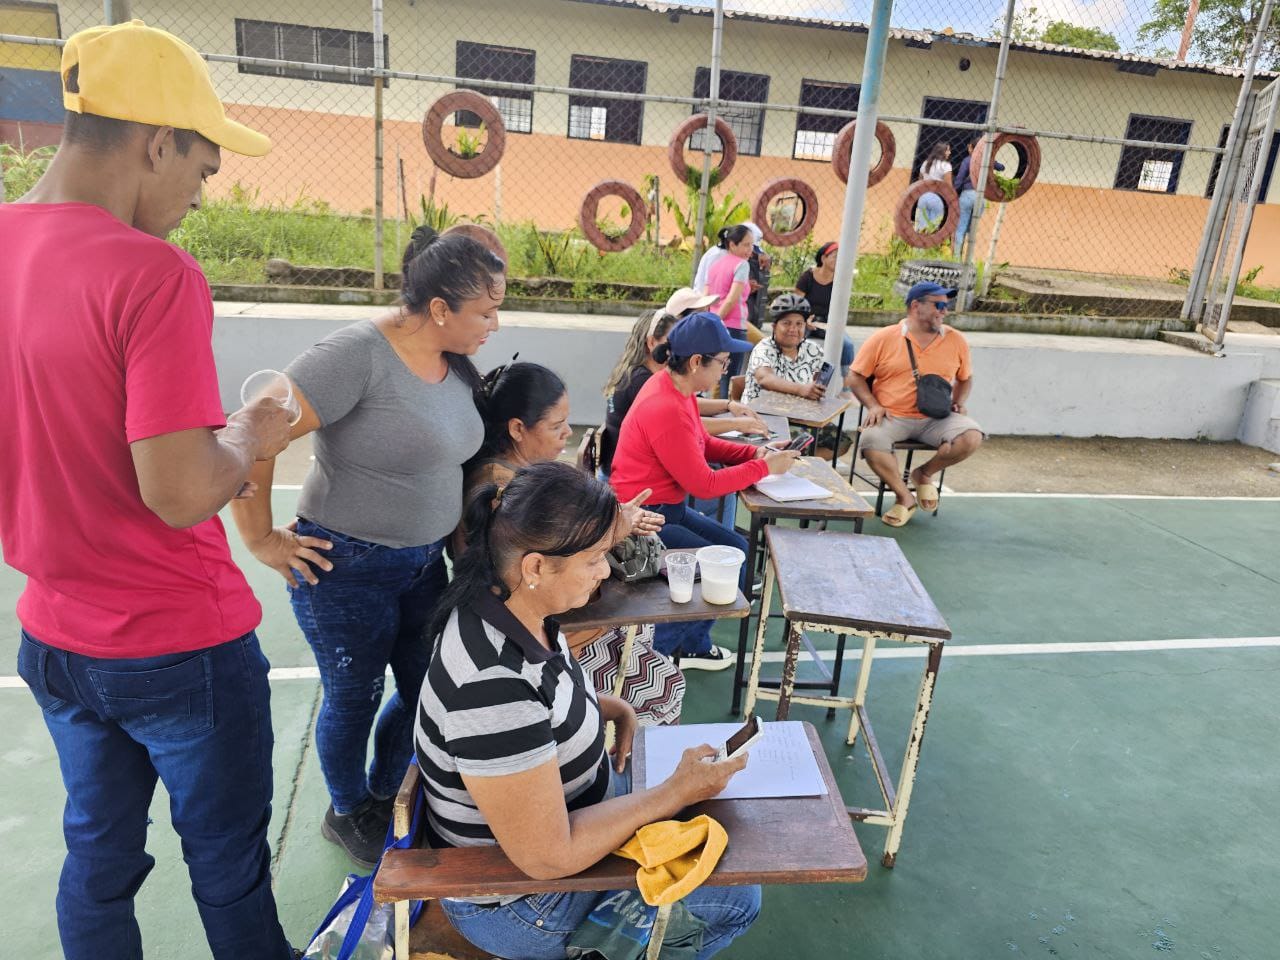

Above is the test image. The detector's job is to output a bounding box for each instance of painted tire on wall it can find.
[580,180,648,252]
[970,132,1041,202]
[422,91,507,179]
[832,120,896,187]
[668,114,738,185]
[753,178,819,247]
[894,179,960,248]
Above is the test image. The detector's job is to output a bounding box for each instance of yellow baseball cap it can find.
[61,20,270,157]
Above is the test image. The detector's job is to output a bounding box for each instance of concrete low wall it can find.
[212,303,1272,443]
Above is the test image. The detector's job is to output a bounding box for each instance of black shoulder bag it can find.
[905,337,953,419]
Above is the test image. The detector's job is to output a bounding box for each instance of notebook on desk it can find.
[753,474,833,503]
[641,721,828,799]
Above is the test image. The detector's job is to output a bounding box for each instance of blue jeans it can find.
[955,188,979,253]
[440,768,760,960]
[914,191,944,232]
[16,631,290,960]
[290,519,447,814]
[719,327,751,398]
[650,502,750,656]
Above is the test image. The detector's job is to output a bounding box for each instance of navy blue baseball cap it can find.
[667,312,754,355]
[905,281,957,306]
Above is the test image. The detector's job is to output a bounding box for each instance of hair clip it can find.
[480,353,521,399]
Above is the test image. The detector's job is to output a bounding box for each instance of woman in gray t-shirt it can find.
[230,227,504,869]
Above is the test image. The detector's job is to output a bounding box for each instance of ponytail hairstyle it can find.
[475,361,567,460]
[399,225,506,396]
[716,223,752,249]
[815,241,838,267]
[604,310,678,396]
[426,461,620,646]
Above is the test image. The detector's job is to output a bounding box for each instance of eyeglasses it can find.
[701,354,731,371]
[923,299,949,311]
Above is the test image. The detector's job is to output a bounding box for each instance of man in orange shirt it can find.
[848,282,984,526]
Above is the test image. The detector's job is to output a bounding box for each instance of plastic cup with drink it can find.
[695,545,745,605]
[665,552,697,604]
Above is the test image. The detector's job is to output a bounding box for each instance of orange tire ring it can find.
[580,180,648,253]
[422,91,507,179]
[753,178,819,247]
[894,179,960,248]
[668,114,738,185]
[970,132,1041,202]
[831,120,896,187]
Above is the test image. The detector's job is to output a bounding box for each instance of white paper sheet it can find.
[752,474,833,503]
[641,721,829,799]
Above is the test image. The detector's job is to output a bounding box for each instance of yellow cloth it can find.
[614,816,728,907]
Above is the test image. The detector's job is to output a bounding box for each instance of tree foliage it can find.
[1040,20,1121,51]
[1138,0,1280,69]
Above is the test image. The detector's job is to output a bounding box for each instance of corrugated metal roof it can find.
[565,0,1276,81]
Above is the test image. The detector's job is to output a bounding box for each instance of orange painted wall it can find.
[219,103,1277,281]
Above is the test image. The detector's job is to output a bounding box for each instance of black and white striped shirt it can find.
[414,592,610,848]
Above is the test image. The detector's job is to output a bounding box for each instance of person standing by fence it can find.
[0,22,295,960]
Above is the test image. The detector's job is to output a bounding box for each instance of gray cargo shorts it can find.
[859,412,985,454]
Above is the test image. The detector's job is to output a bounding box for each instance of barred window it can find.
[794,79,859,161]
[691,67,769,157]
[567,55,646,144]
[1115,114,1191,194]
[456,40,535,134]
[235,19,387,87]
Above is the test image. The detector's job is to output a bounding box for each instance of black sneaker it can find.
[679,645,735,671]
[321,800,389,871]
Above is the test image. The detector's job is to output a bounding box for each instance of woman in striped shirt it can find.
[415,461,761,959]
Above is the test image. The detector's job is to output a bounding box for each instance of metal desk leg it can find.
[854,517,864,534]
[394,899,411,959]
[830,409,846,463]
[846,633,878,747]
[742,560,776,721]
[881,641,944,869]
[647,903,673,960]
[774,618,803,721]
[731,511,764,715]
[826,632,848,719]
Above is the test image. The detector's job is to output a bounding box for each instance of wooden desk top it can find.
[712,411,789,447]
[374,721,865,902]
[558,575,749,632]
[634,720,867,885]
[764,526,951,638]
[738,457,873,519]
[749,389,854,428]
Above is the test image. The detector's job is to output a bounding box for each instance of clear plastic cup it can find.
[696,545,745,605]
[665,552,697,604]
[240,369,301,425]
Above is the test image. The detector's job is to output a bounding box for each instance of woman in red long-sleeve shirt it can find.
[611,313,799,667]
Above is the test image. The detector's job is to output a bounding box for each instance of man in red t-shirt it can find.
[0,22,293,960]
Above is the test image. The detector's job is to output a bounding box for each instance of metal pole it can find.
[372,0,385,291]
[1183,0,1274,321]
[690,0,724,286]
[965,0,1016,283]
[821,0,894,383]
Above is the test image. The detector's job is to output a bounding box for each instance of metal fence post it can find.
[1182,0,1275,322]
[821,0,895,380]
[372,0,386,291]
[690,0,724,286]
[966,0,1016,298]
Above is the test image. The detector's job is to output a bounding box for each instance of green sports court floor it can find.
[2,490,1278,960]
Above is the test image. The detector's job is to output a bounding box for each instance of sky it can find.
[675,0,1180,55]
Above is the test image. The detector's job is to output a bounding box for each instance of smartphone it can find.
[718,715,764,761]
[785,432,814,453]
[814,362,835,388]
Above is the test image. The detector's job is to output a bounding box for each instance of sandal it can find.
[915,482,939,512]
[882,503,916,528]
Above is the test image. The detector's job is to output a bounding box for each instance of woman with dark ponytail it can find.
[703,223,756,396]
[416,461,760,959]
[230,225,505,869]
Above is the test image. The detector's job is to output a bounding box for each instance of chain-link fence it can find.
[3,0,1278,315]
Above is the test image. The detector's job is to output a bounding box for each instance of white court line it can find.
[2,636,1276,689]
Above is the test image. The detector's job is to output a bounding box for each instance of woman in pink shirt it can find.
[704,223,755,397]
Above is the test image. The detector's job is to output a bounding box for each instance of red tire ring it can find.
[970,132,1041,202]
[832,120,897,187]
[422,91,507,179]
[894,179,960,248]
[667,114,738,185]
[580,180,648,253]
[753,178,819,247]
